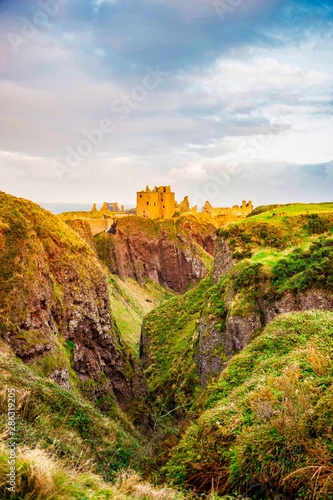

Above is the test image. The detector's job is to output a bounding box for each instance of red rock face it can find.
[0,193,146,414]
[96,218,217,293]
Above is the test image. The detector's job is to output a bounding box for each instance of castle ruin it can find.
[202,200,253,217]
[136,186,175,219]
[91,202,125,213]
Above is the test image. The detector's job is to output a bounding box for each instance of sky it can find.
[0,0,332,208]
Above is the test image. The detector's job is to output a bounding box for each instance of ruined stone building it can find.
[136,186,175,219]
[202,200,253,217]
[91,202,125,213]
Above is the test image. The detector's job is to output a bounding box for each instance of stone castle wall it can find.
[202,200,253,217]
[137,186,175,219]
[84,218,114,236]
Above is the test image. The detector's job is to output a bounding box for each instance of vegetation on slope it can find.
[2,195,333,499]
[108,274,173,355]
[0,191,101,335]
[163,311,333,499]
[0,192,153,496]
[141,278,212,423]
[0,447,182,500]
[142,205,333,418]
[219,202,333,261]
[0,343,140,489]
[141,203,333,498]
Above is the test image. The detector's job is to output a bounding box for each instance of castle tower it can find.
[156,186,175,219]
[136,186,175,219]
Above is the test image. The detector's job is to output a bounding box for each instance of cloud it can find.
[0,0,332,205]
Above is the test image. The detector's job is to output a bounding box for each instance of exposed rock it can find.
[50,369,71,390]
[212,236,234,283]
[198,229,333,386]
[198,317,227,387]
[198,287,333,386]
[0,192,146,414]
[224,312,262,355]
[261,289,333,323]
[96,217,215,293]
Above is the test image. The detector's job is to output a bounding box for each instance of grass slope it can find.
[0,343,140,490]
[141,277,212,425]
[108,275,173,355]
[141,203,333,497]
[163,311,333,499]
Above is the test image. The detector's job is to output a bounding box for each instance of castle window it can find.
[163,205,165,208]
[147,201,149,206]
[140,195,142,198]
[154,203,156,206]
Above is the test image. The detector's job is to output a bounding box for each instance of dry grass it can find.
[0,444,184,499]
[115,470,183,499]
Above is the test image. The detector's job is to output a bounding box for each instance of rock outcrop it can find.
[198,231,333,386]
[0,192,146,413]
[96,216,216,293]
[212,235,235,283]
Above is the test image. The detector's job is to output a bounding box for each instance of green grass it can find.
[247,202,333,221]
[162,311,333,499]
[0,191,101,332]
[0,445,183,500]
[218,203,333,262]
[0,347,141,484]
[108,275,173,355]
[142,277,212,422]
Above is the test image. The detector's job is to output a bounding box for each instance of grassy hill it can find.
[141,202,333,498]
[162,311,333,499]
[1,195,333,499]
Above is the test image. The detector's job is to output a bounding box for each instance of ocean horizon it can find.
[39,202,134,214]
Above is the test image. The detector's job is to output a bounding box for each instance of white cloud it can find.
[170,163,208,180]
[0,22,332,205]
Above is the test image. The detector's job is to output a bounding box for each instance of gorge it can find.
[1,192,333,499]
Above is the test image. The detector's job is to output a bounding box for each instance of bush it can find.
[272,237,333,292]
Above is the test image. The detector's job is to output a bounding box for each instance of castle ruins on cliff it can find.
[136,185,253,220]
[91,185,253,220]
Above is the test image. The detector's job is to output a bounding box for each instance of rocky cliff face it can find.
[212,235,235,283]
[198,234,333,387]
[0,193,146,413]
[95,216,215,293]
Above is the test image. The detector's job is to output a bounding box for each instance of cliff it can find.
[140,203,333,463]
[0,192,146,415]
[162,311,333,498]
[198,204,333,385]
[140,203,333,498]
[94,215,216,293]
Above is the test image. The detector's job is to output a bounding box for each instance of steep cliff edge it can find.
[94,215,215,293]
[162,311,333,498]
[140,203,333,422]
[0,192,146,414]
[198,204,333,385]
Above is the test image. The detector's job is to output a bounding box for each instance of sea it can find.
[39,203,133,214]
